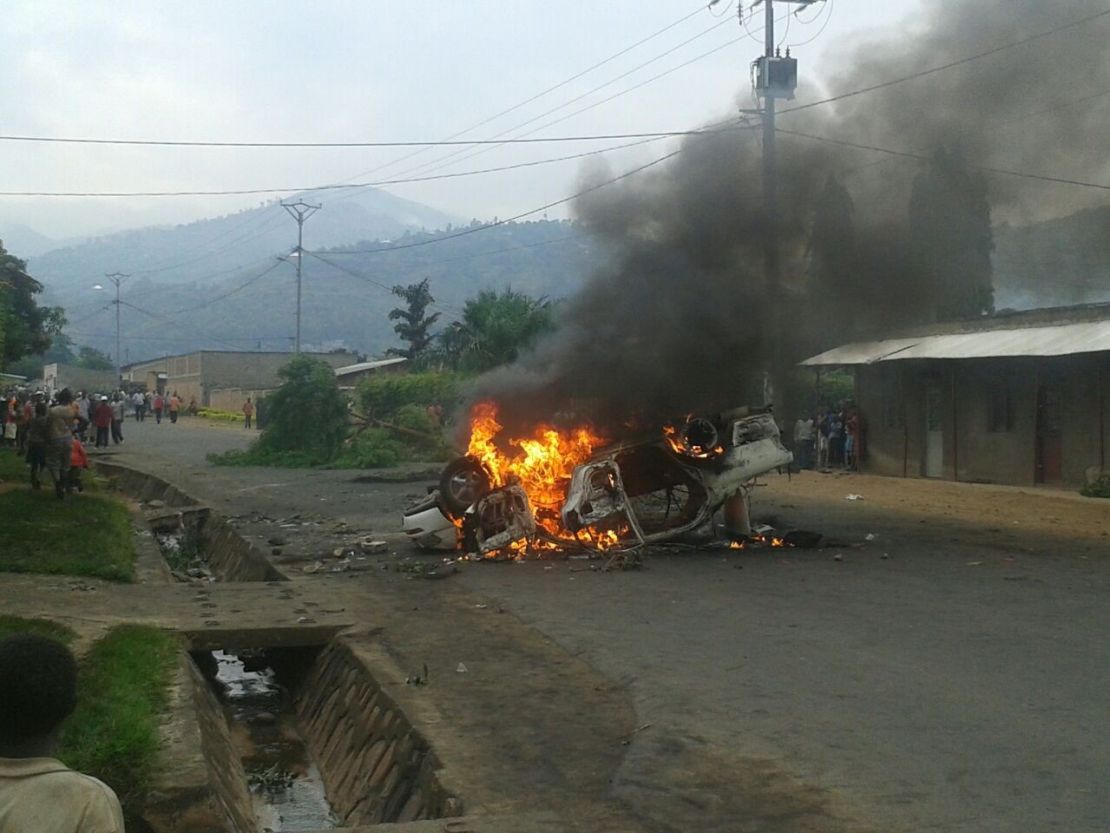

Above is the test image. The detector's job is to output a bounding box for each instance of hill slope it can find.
[29,187,462,300]
[58,220,607,363]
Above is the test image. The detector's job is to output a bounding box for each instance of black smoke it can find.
[468,0,1110,434]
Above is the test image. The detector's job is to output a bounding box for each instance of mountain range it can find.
[5,189,1110,367]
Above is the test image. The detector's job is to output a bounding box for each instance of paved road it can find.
[102,417,1110,833]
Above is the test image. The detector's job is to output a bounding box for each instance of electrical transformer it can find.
[755,55,798,99]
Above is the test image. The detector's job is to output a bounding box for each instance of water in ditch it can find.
[212,650,338,832]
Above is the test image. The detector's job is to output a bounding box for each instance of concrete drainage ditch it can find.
[96,461,462,831]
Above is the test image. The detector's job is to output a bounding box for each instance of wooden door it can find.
[924,385,944,478]
[1036,384,1063,483]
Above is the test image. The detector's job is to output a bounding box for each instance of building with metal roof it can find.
[799,303,1110,487]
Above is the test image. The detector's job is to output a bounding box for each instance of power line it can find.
[336,6,709,186]
[118,299,253,351]
[385,17,735,182]
[777,6,1110,118]
[304,251,465,316]
[776,127,1110,192]
[0,133,688,198]
[321,142,696,257]
[0,125,731,150]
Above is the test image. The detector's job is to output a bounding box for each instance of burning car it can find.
[401,402,792,558]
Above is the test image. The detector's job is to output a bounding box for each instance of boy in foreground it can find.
[0,634,125,832]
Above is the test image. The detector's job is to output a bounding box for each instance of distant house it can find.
[334,357,408,389]
[121,350,352,410]
[801,303,1110,487]
[42,363,117,395]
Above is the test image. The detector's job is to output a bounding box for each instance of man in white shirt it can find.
[0,634,125,832]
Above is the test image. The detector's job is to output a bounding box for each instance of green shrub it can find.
[356,371,462,421]
[333,428,409,468]
[255,355,349,458]
[1080,474,1110,498]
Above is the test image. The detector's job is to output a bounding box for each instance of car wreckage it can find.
[402,404,793,558]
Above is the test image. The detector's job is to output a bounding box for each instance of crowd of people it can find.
[0,386,191,498]
[792,406,863,471]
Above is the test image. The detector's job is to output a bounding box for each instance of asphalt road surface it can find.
[105,417,1109,833]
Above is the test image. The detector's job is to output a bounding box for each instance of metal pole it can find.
[295,219,304,353]
[282,201,321,354]
[762,1,784,415]
[105,272,128,388]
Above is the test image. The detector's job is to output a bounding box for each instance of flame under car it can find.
[401,406,792,557]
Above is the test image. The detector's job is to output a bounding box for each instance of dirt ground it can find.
[16,418,1108,833]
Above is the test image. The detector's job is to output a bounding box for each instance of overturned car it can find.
[402,405,792,558]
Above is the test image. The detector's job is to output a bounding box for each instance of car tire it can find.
[439,456,492,517]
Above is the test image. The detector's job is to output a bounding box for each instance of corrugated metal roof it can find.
[801,320,1110,366]
[334,357,408,376]
[801,338,920,366]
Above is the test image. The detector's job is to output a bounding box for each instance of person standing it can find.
[74,392,91,441]
[131,390,145,422]
[793,414,815,471]
[110,395,125,445]
[46,389,75,499]
[242,397,254,429]
[152,393,164,424]
[91,397,112,448]
[168,392,180,424]
[0,634,126,833]
[25,401,50,490]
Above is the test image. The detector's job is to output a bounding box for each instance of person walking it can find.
[110,395,125,445]
[152,393,164,424]
[132,390,145,422]
[242,397,254,429]
[46,389,75,499]
[168,392,180,424]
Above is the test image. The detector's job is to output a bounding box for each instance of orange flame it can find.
[465,401,607,541]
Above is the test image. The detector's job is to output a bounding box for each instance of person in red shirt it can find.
[92,397,113,448]
[69,435,88,493]
[152,394,164,424]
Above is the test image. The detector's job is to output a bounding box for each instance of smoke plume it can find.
[470,0,1110,434]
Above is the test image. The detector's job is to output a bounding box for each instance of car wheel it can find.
[439,456,492,516]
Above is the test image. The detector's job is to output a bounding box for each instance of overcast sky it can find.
[0,1,921,241]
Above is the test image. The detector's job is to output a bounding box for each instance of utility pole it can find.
[281,200,321,353]
[97,272,129,389]
[750,0,820,419]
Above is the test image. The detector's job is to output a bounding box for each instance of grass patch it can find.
[59,625,179,823]
[0,448,28,481]
[0,614,75,643]
[0,490,135,581]
[0,620,175,825]
[195,407,241,423]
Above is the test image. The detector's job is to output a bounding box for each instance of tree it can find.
[0,241,65,369]
[254,355,350,462]
[387,278,440,359]
[908,147,994,321]
[439,288,555,373]
[76,346,113,370]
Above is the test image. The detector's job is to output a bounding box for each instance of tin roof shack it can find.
[334,357,407,390]
[802,303,1110,488]
[122,350,352,406]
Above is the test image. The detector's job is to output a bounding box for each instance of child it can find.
[68,433,88,494]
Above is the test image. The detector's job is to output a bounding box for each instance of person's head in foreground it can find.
[0,634,125,832]
[0,634,77,757]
